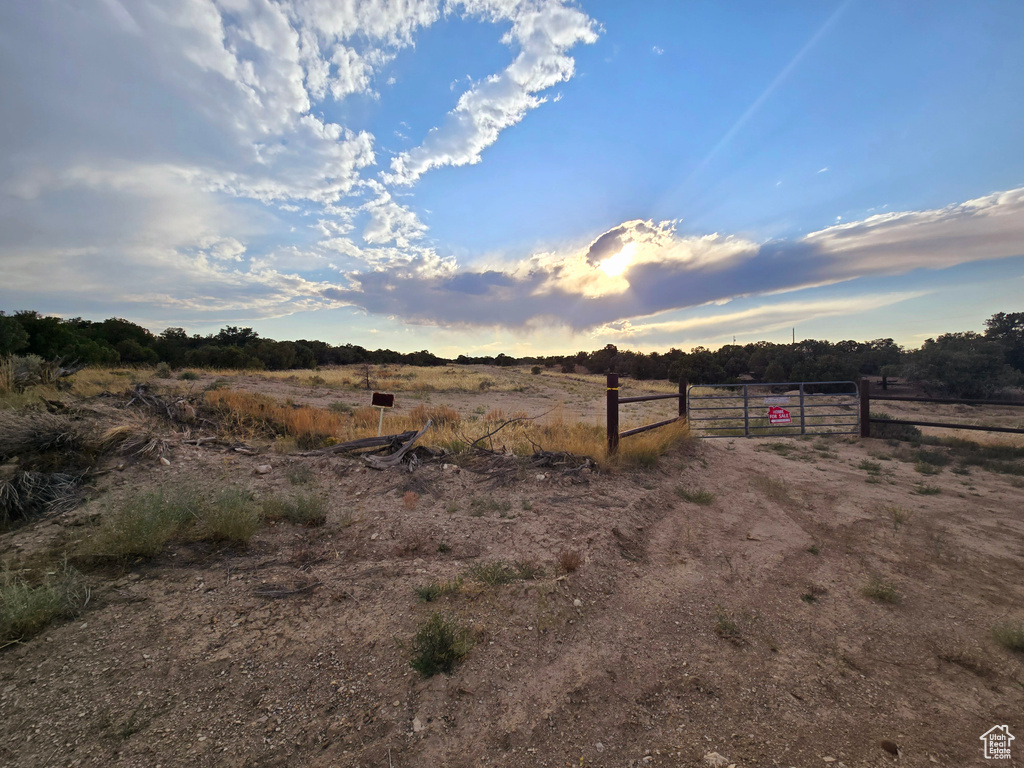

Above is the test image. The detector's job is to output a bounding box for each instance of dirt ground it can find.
[2,369,1023,768]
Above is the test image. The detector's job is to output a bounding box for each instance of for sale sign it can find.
[768,406,792,425]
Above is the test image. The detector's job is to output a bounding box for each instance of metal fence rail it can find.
[858,380,1024,437]
[688,381,860,438]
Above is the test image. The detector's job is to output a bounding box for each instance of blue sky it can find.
[1,0,1022,357]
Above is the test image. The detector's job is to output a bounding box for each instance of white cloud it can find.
[361,189,428,247]
[319,187,1024,331]
[652,45,664,55]
[386,0,599,184]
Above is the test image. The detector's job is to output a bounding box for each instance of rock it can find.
[823,759,836,764]
[254,464,272,475]
[880,740,899,756]
[573,599,583,608]
[704,753,729,768]
[159,457,171,466]
[392,700,400,707]
[412,717,423,733]
[535,473,547,481]
[595,742,604,753]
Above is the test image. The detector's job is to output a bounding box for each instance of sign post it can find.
[371,391,395,436]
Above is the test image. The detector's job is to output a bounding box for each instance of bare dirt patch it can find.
[2,370,1022,767]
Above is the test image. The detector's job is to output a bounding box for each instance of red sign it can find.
[768,406,792,425]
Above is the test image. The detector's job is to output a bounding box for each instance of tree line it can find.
[1,309,1021,399]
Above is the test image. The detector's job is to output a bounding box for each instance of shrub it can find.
[752,474,791,505]
[286,465,315,485]
[196,489,262,545]
[676,486,714,505]
[557,549,583,573]
[414,578,461,602]
[410,612,472,676]
[0,566,89,642]
[992,621,1024,652]
[77,490,198,561]
[261,493,326,527]
[154,363,172,379]
[178,371,200,381]
[466,560,520,586]
[531,366,542,375]
[714,606,741,641]
[862,576,901,603]
[870,413,921,442]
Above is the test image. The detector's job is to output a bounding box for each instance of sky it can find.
[1,0,1023,357]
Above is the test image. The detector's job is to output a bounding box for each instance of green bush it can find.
[992,621,1024,652]
[77,490,198,561]
[261,493,326,527]
[1,566,89,642]
[869,413,922,442]
[410,612,472,676]
[198,489,262,544]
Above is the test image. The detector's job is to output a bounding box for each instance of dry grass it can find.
[261,493,327,527]
[1,472,81,527]
[0,565,89,643]
[992,621,1024,652]
[202,388,690,465]
[197,489,262,545]
[76,489,199,562]
[71,368,154,398]
[751,474,793,505]
[0,356,14,396]
[862,576,901,604]
[96,418,168,459]
[0,411,79,459]
[557,549,583,573]
[185,364,530,394]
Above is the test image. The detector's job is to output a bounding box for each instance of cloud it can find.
[320,187,1024,330]
[817,166,830,173]
[386,0,599,184]
[361,188,429,247]
[590,293,925,343]
[652,46,664,55]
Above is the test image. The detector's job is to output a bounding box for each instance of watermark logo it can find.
[980,725,1014,760]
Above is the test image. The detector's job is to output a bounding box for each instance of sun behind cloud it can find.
[598,242,637,277]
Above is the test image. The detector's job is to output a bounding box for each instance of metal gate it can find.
[687,381,860,438]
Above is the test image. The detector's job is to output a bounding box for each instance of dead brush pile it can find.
[0,471,82,527]
[0,410,90,527]
[0,411,80,459]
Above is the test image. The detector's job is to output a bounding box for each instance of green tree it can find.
[0,314,29,355]
[985,312,1024,372]
[904,332,1020,398]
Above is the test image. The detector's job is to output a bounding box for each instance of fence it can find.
[858,379,1024,437]
[687,381,860,438]
[606,373,686,454]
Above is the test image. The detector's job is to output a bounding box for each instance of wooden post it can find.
[607,373,619,454]
[678,378,687,418]
[859,378,871,438]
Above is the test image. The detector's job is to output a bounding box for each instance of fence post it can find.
[607,373,619,454]
[859,378,871,438]
[679,378,687,418]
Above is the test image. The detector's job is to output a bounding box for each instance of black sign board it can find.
[371,392,395,409]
